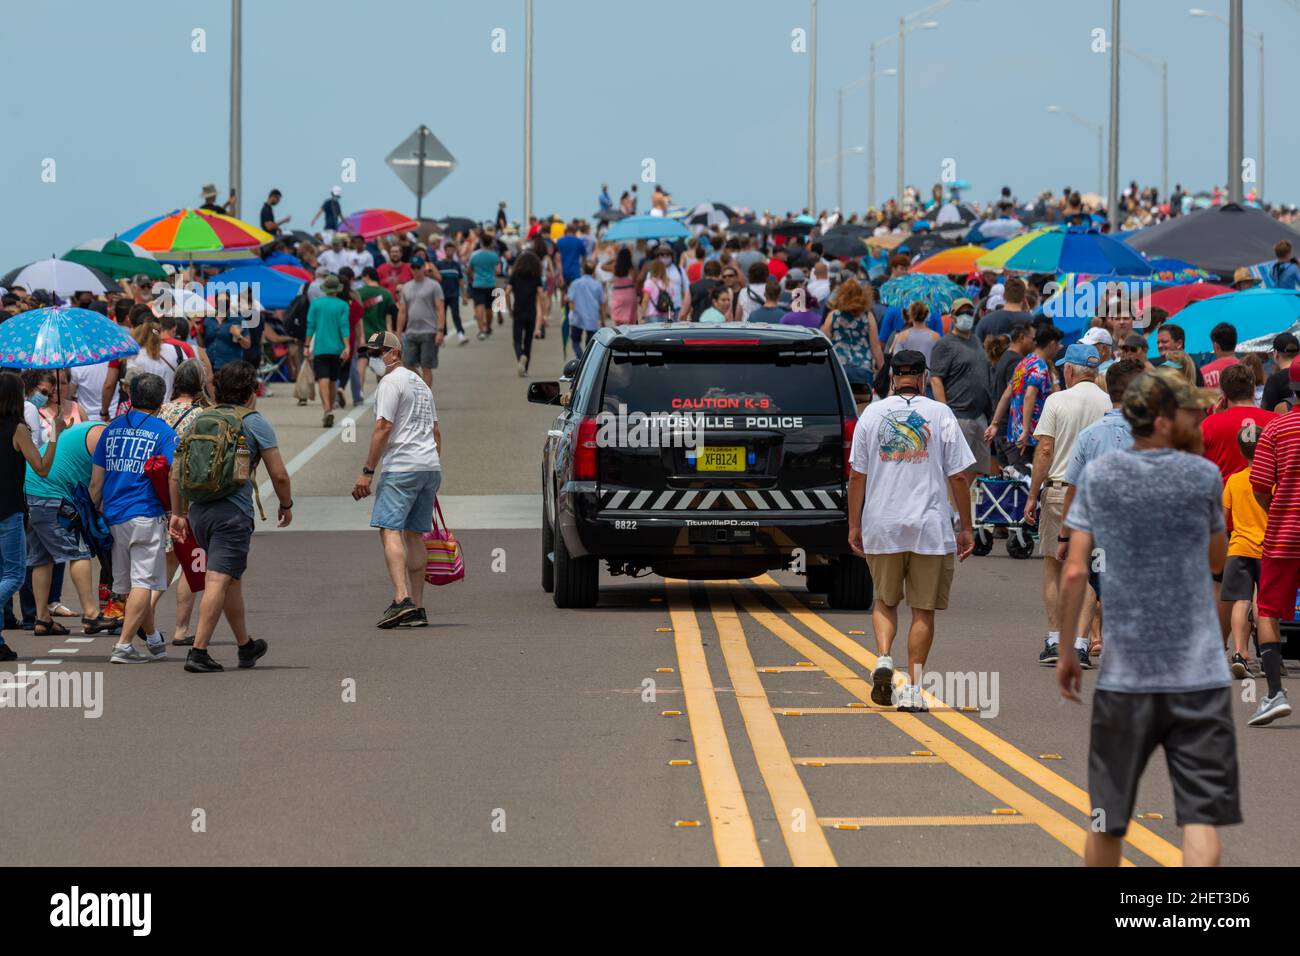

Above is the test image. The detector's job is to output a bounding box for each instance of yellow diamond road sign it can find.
[386,126,457,198]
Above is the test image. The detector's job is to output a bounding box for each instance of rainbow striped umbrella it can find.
[974,227,1056,272]
[996,226,1152,276]
[120,208,272,264]
[341,208,420,240]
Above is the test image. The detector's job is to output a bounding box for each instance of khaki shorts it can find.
[865,551,955,611]
[110,516,170,593]
[1038,483,1067,558]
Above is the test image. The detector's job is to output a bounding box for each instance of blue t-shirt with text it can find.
[92,411,177,526]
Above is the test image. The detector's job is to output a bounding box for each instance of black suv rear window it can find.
[601,351,841,416]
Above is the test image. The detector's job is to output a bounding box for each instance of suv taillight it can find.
[842,417,856,478]
[574,417,599,480]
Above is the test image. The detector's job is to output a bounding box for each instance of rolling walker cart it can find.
[971,475,1036,559]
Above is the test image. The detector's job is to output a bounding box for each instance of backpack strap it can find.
[223,405,268,521]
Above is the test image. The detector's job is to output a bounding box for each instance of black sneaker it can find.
[184,649,224,673]
[377,598,417,629]
[1077,646,1093,670]
[398,608,428,628]
[1038,639,1059,665]
[1230,653,1249,679]
[237,637,268,669]
[0,642,16,662]
[336,393,347,409]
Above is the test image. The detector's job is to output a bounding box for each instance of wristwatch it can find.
[362,467,375,476]
[279,500,294,510]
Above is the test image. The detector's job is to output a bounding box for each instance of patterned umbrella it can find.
[998,226,1151,276]
[341,208,419,240]
[0,306,139,370]
[974,227,1057,272]
[120,208,272,263]
[879,274,965,312]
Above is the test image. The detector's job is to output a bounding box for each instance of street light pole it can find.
[1257,33,1264,199]
[229,0,241,218]
[808,0,818,213]
[836,87,843,212]
[1228,0,1244,202]
[866,35,895,211]
[1106,0,1121,230]
[1048,106,1104,197]
[1123,46,1168,201]
[896,15,905,207]
[524,0,533,224]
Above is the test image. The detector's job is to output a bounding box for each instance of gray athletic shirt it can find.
[1066,447,1229,693]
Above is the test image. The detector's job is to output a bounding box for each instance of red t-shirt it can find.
[687,260,703,283]
[1251,412,1300,557]
[1202,405,1276,483]
[1200,356,1239,389]
[767,258,789,281]
[378,262,413,295]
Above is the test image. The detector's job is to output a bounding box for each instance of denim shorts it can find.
[370,469,442,533]
[26,496,92,566]
[402,332,439,370]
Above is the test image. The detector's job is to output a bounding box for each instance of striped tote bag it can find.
[423,499,465,585]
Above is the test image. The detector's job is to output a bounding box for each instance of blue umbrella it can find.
[1001,226,1153,276]
[0,306,138,370]
[1149,289,1300,357]
[602,216,690,243]
[208,264,305,310]
[879,274,965,312]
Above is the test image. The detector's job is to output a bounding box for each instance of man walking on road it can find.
[169,362,293,674]
[928,297,992,476]
[1057,367,1239,865]
[848,350,976,713]
[397,257,446,389]
[1024,343,1111,666]
[351,332,443,630]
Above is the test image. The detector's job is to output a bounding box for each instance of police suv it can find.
[528,323,872,608]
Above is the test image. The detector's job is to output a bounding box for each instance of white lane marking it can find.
[630,490,652,510]
[47,648,79,655]
[651,490,675,510]
[30,659,63,665]
[65,637,94,644]
[15,670,47,677]
[0,680,35,690]
[770,490,792,510]
[792,490,814,509]
[256,403,372,499]
[675,490,698,510]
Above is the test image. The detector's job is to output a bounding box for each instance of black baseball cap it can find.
[891,349,927,375]
[1273,332,1299,355]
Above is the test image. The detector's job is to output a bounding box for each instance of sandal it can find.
[49,603,79,618]
[82,615,122,635]
[34,619,69,636]
[171,633,194,647]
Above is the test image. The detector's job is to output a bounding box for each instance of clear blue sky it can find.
[1,0,1296,270]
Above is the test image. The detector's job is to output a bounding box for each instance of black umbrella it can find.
[438,216,478,235]
[283,230,319,246]
[727,220,769,236]
[898,231,957,259]
[710,202,739,219]
[823,223,873,239]
[819,234,869,259]
[593,209,626,223]
[1126,203,1299,274]
[773,220,814,237]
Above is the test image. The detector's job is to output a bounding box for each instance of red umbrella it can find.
[1141,282,1233,317]
[272,264,313,281]
[342,208,420,240]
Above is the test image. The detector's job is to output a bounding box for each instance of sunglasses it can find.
[1120,346,1141,353]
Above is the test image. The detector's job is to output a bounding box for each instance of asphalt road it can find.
[1,311,1295,866]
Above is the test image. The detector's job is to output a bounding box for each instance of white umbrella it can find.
[687,202,729,229]
[979,217,1025,240]
[71,237,155,259]
[3,257,115,296]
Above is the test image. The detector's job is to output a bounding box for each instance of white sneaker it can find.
[145,641,166,661]
[457,331,468,346]
[1248,690,1292,727]
[895,683,928,713]
[111,643,149,664]
[871,655,894,706]
[517,356,528,377]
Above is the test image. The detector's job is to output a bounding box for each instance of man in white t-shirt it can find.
[1023,342,1112,667]
[351,331,443,630]
[848,349,976,712]
[71,361,119,422]
[319,235,349,274]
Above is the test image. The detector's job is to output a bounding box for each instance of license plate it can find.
[696,446,745,472]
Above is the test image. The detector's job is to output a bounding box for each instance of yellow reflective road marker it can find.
[655,667,675,673]
[661,710,683,717]
[734,583,1137,868]
[655,627,673,633]
[675,820,702,828]
[708,586,837,868]
[798,755,945,766]
[668,759,693,766]
[1039,754,1063,760]
[751,576,1179,868]
[666,582,764,867]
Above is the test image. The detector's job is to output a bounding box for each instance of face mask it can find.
[954,313,975,333]
[29,392,48,409]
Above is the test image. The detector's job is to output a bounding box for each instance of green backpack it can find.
[176,405,262,512]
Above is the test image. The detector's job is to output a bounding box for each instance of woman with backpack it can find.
[640,258,675,322]
[821,278,883,391]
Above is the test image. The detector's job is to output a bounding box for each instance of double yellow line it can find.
[667,576,1181,868]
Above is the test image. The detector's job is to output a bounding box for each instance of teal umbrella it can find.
[603,216,690,242]
[879,274,965,312]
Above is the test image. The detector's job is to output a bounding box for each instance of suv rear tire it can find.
[552,520,599,608]
[805,564,832,594]
[827,557,873,609]
[541,497,555,593]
